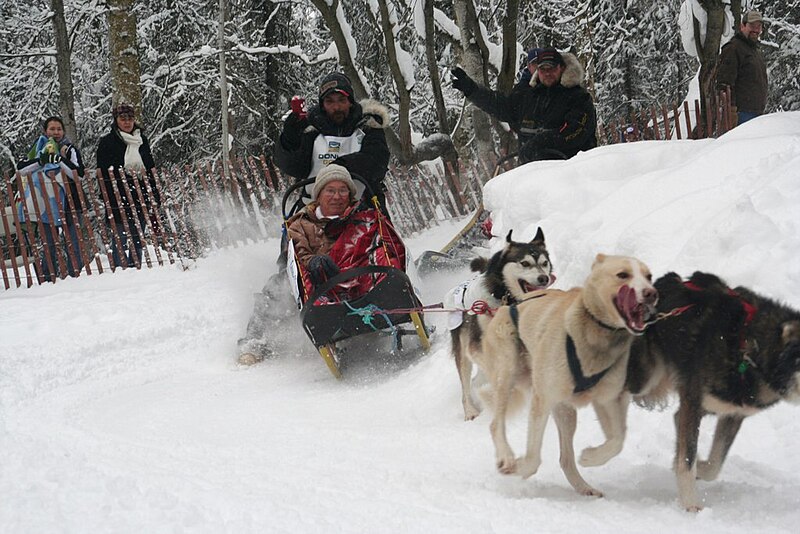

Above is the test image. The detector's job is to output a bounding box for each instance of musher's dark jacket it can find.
[275,99,391,205]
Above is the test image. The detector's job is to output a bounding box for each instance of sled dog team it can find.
[445,229,800,511]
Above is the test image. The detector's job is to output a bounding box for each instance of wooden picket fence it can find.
[598,90,736,145]
[0,158,492,290]
[1,91,737,290]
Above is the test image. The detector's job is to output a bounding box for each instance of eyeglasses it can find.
[321,187,351,198]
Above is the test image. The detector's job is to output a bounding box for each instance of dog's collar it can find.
[584,306,626,332]
[566,335,612,393]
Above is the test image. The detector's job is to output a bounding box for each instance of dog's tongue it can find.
[617,285,645,332]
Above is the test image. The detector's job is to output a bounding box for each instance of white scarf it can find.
[119,129,145,171]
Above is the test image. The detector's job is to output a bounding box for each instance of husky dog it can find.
[582,271,800,511]
[482,254,657,497]
[444,228,553,420]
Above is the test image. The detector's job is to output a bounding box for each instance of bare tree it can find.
[107,0,143,110]
[453,0,496,164]
[50,0,77,140]
[693,0,727,118]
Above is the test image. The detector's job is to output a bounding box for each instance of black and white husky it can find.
[444,228,554,420]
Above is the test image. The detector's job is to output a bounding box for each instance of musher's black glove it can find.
[281,112,309,148]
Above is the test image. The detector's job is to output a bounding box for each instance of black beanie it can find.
[319,72,355,103]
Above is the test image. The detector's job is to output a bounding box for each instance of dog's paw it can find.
[515,457,540,479]
[577,486,604,498]
[496,455,517,475]
[695,460,720,481]
[463,404,481,421]
[579,443,620,467]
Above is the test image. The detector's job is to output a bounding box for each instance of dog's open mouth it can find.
[614,284,656,334]
[519,274,556,293]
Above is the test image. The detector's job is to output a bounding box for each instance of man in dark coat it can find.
[451,47,597,164]
[716,10,768,126]
[275,72,391,210]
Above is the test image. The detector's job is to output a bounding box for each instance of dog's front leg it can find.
[552,403,603,497]
[514,392,549,479]
[455,331,481,421]
[580,393,630,467]
[673,389,705,511]
[697,414,744,481]
[489,361,517,474]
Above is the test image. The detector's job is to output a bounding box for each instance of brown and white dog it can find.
[444,229,553,420]
[582,271,800,510]
[481,254,657,497]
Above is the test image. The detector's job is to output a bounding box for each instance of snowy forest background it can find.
[0,0,798,172]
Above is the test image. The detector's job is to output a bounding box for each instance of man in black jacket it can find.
[275,72,391,210]
[716,10,768,126]
[452,47,597,164]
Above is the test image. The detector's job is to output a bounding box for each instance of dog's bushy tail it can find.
[470,257,489,273]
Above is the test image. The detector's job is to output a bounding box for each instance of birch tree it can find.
[107,0,143,110]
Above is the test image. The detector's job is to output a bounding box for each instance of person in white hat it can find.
[286,163,358,273]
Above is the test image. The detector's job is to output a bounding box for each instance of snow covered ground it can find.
[2,113,800,533]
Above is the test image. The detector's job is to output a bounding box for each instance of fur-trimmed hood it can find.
[530,52,585,89]
[358,99,389,129]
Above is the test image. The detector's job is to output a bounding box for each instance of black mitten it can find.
[307,254,340,285]
[451,67,478,97]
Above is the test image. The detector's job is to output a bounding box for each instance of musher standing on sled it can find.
[237,73,391,365]
[275,72,391,212]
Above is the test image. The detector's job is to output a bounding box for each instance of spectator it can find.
[621,125,640,143]
[451,47,597,164]
[716,10,768,126]
[16,116,85,281]
[514,47,544,90]
[237,164,359,365]
[275,72,391,211]
[96,103,160,269]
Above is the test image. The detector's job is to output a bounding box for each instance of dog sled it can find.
[282,176,431,378]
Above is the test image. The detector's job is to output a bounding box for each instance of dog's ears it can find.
[506,229,513,243]
[531,227,545,244]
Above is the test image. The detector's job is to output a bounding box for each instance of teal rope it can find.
[344,302,399,350]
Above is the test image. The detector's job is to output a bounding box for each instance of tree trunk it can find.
[423,0,449,134]
[497,0,519,94]
[375,0,413,162]
[107,0,143,112]
[50,0,77,141]
[696,0,727,129]
[453,0,496,165]
[219,0,231,175]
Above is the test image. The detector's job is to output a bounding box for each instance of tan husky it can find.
[481,254,657,497]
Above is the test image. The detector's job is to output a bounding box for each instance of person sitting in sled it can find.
[286,164,359,288]
[237,164,359,365]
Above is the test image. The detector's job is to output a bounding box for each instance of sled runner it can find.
[282,177,431,378]
[413,154,516,275]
